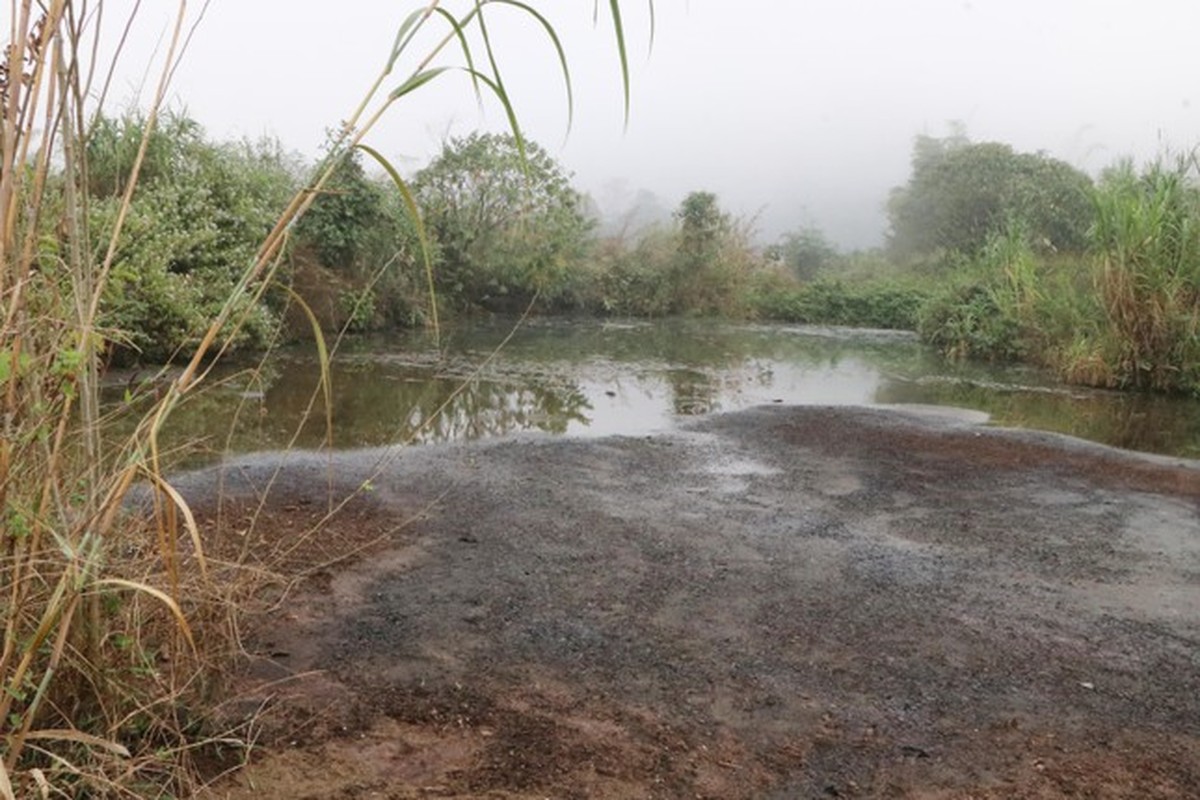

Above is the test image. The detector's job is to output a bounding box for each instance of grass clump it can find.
[1082,157,1200,391]
[916,223,1041,361]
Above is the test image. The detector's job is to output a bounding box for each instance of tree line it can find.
[87,112,1200,395]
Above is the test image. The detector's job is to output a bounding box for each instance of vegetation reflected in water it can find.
[112,318,1200,466]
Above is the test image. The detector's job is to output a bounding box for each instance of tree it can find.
[675,191,727,270]
[667,191,753,314]
[769,226,839,281]
[294,150,391,270]
[413,132,593,310]
[887,133,1094,259]
[290,149,427,330]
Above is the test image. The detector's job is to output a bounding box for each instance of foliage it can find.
[767,226,840,281]
[289,148,429,331]
[887,132,1094,259]
[917,224,1041,361]
[667,191,758,315]
[1083,157,1200,391]
[413,132,594,311]
[89,119,296,361]
[86,110,202,196]
[586,226,680,316]
[294,149,393,271]
[575,191,763,318]
[919,282,1025,361]
[675,191,727,269]
[754,278,929,330]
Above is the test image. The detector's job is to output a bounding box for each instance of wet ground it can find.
[189,405,1200,798]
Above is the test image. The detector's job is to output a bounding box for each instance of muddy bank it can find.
[191,405,1200,798]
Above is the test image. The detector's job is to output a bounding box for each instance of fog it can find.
[94,1,1200,248]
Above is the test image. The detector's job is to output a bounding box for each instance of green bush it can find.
[584,227,679,316]
[89,120,295,362]
[294,151,394,271]
[767,227,840,281]
[414,132,593,311]
[291,149,429,330]
[915,225,1039,361]
[918,282,1024,361]
[585,192,763,317]
[754,280,929,330]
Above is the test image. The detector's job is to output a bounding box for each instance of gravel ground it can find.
[189,405,1200,799]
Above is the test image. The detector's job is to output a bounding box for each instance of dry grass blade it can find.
[29,769,48,800]
[92,578,197,653]
[0,759,14,800]
[1,1,646,793]
[143,470,209,581]
[20,731,131,759]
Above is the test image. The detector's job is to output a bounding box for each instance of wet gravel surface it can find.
[193,405,1200,799]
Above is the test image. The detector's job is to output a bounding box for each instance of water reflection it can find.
[877,378,1200,458]
[108,318,1200,465]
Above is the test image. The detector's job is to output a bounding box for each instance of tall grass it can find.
[916,223,1039,361]
[1087,157,1200,391]
[0,1,642,795]
[1,4,201,794]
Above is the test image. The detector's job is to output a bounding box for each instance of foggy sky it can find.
[91,1,1200,248]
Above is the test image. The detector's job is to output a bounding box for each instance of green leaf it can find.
[279,287,334,447]
[432,7,482,103]
[473,0,515,145]
[608,0,631,126]
[389,67,452,101]
[460,68,526,164]
[647,0,656,54]
[388,7,432,72]
[356,143,440,340]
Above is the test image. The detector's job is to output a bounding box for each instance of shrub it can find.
[89,125,296,361]
[918,282,1024,360]
[755,280,929,330]
[915,225,1041,361]
[414,132,593,311]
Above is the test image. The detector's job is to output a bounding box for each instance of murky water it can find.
[109,318,1200,464]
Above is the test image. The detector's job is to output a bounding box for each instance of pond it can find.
[111,317,1200,465]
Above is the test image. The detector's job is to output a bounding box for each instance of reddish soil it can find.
[185,405,1200,799]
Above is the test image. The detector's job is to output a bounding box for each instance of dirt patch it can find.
[187,406,1200,798]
